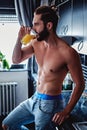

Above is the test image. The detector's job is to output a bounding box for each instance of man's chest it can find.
[35,48,67,73]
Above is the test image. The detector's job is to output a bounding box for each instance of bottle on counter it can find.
[62,72,73,90]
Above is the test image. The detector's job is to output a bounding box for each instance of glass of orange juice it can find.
[21,30,36,45]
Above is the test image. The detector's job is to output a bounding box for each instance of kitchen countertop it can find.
[62,90,87,121]
[0,69,28,72]
[58,90,87,129]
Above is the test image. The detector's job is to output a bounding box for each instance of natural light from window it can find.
[0,21,20,67]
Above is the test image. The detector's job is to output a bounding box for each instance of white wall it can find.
[0,70,29,106]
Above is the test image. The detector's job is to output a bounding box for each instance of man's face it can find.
[33,14,50,41]
[37,24,49,41]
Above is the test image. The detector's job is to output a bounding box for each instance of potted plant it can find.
[0,51,9,69]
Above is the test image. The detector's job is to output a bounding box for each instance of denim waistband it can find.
[35,91,62,100]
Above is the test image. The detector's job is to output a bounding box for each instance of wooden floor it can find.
[0,116,35,130]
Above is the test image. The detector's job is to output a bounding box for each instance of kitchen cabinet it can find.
[57,0,72,37]
[72,0,84,38]
[83,0,87,40]
[57,0,87,45]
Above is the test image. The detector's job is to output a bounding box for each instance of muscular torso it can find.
[33,38,69,95]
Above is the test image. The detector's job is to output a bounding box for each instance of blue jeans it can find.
[2,92,65,130]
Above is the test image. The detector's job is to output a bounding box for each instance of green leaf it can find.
[0,51,5,60]
[2,59,10,69]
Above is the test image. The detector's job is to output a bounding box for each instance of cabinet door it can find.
[72,0,84,38]
[57,0,72,36]
[83,0,87,40]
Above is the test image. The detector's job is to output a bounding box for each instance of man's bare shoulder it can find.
[58,38,79,62]
[64,46,79,66]
[31,39,43,47]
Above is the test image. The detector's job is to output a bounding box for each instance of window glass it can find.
[0,15,28,68]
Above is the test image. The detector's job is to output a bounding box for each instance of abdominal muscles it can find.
[36,67,67,95]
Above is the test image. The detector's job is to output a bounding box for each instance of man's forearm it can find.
[12,37,22,64]
[65,85,85,114]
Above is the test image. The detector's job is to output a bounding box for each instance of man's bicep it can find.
[67,50,84,86]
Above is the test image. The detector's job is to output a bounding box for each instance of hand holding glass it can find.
[21,30,36,45]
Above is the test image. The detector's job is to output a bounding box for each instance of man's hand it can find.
[52,110,69,125]
[18,26,31,40]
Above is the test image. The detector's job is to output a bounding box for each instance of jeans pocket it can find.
[53,100,65,113]
[39,100,55,114]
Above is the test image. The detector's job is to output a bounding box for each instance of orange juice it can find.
[21,34,35,45]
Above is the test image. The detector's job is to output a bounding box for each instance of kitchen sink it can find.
[72,121,87,130]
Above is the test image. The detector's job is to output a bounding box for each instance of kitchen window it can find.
[0,15,22,67]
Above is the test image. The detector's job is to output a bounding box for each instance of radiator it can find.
[0,82,17,116]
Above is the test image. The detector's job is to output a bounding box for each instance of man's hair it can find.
[34,6,58,32]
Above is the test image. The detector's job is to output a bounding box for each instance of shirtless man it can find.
[2,6,85,130]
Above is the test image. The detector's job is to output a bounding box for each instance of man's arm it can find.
[12,26,34,64]
[64,48,85,111]
[52,47,85,125]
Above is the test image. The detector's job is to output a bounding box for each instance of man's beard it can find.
[37,26,49,41]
